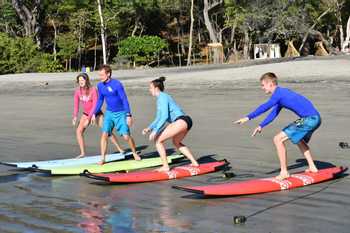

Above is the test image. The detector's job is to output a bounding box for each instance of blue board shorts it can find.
[102,110,129,136]
[283,115,321,144]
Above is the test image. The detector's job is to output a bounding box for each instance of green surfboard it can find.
[36,154,184,175]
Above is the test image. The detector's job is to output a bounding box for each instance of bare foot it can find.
[275,172,290,180]
[119,150,126,154]
[133,153,141,161]
[155,166,170,172]
[98,160,105,165]
[305,167,318,173]
[190,162,199,167]
[75,154,85,159]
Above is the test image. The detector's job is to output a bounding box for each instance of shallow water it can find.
[0,77,350,233]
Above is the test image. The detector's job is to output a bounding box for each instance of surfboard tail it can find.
[0,162,18,167]
[80,170,110,182]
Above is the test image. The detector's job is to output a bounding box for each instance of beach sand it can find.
[0,56,350,232]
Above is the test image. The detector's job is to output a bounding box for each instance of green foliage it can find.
[117,36,167,65]
[36,54,64,72]
[0,0,350,73]
[0,33,62,74]
[57,32,79,60]
[0,1,22,34]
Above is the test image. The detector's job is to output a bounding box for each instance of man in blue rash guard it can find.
[235,72,321,180]
[93,65,141,164]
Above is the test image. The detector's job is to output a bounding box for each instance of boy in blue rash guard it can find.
[93,65,141,164]
[235,72,321,180]
[142,77,199,171]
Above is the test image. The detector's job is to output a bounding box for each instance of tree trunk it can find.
[187,0,194,66]
[176,17,182,67]
[94,34,97,71]
[334,0,344,51]
[96,0,107,64]
[131,17,140,37]
[50,18,57,61]
[78,23,82,69]
[299,8,331,53]
[69,57,72,71]
[338,24,344,50]
[177,41,182,67]
[342,16,350,52]
[243,29,250,59]
[203,0,218,43]
[11,0,42,47]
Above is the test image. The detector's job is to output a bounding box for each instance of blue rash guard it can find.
[149,92,184,133]
[94,78,131,114]
[247,87,320,128]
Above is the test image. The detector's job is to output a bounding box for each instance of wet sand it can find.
[0,57,350,232]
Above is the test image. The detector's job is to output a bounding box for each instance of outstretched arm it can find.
[73,90,80,118]
[246,96,279,120]
[259,105,282,128]
[250,105,281,137]
[73,90,80,125]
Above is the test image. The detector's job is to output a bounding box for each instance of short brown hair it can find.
[260,72,278,85]
[99,64,112,77]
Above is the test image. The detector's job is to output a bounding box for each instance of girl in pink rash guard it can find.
[73,73,125,158]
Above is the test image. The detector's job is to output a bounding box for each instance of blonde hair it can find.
[260,72,278,85]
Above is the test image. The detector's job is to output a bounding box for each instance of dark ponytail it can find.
[151,76,166,91]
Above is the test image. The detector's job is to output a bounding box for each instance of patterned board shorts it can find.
[283,115,321,144]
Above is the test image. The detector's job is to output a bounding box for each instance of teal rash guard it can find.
[149,92,185,133]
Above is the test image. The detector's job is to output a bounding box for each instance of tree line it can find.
[0,0,349,74]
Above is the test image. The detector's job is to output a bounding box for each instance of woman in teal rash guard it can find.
[142,77,199,171]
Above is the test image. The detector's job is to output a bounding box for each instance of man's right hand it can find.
[234,117,249,125]
[127,116,133,127]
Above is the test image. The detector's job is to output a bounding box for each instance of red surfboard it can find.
[82,160,228,183]
[173,166,346,196]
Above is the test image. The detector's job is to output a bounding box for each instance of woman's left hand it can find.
[142,128,150,135]
[149,131,157,141]
[91,115,96,125]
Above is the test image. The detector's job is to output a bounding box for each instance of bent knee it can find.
[273,135,283,144]
[122,135,130,140]
[76,128,84,134]
[172,139,183,148]
[101,132,109,139]
[156,138,165,145]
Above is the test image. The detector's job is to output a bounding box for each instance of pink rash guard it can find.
[73,87,98,119]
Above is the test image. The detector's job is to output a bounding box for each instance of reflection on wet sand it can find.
[77,201,107,233]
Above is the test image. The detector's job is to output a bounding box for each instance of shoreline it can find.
[1,55,349,84]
